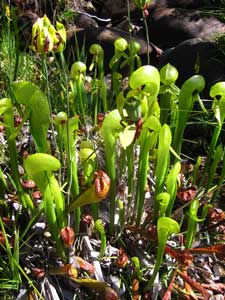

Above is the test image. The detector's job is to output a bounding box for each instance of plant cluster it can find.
[0,5,225,300]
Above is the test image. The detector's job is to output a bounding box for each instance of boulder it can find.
[147,5,225,49]
[158,38,225,99]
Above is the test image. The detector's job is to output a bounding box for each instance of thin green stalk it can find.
[192,156,202,185]
[127,0,134,72]
[95,219,106,258]
[200,82,225,185]
[11,7,20,82]
[60,52,80,230]
[89,44,105,122]
[55,111,80,231]
[0,98,33,209]
[185,201,199,249]
[211,147,225,202]
[200,124,222,185]
[42,54,58,150]
[205,144,223,192]
[23,153,66,258]
[0,217,21,282]
[100,110,123,234]
[172,75,205,158]
[70,61,87,121]
[6,7,13,83]
[118,199,125,229]
[145,217,180,291]
[185,199,209,249]
[11,257,45,300]
[125,144,135,220]
[76,79,86,121]
[21,202,44,240]
[0,166,7,197]
[67,117,80,231]
[142,10,150,65]
[165,162,181,216]
[154,124,172,221]
[135,130,155,226]
[159,63,180,126]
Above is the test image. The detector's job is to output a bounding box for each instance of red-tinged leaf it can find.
[67,276,114,296]
[132,278,139,300]
[115,248,129,268]
[207,208,225,223]
[177,186,197,202]
[97,113,105,129]
[20,179,36,189]
[125,224,157,241]
[75,257,95,275]
[165,245,193,266]
[105,286,118,300]
[173,283,191,300]
[31,267,45,279]
[202,283,225,293]
[0,231,5,244]
[186,244,225,257]
[49,264,78,279]
[2,217,12,225]
[94,170,110,199]
[82,214,93,225]
[184,271,199,300]
[60,226,75,247]
[177,270,211,299]
[32,190,42,199]
[67,170,110,211]
[162,270,177,300]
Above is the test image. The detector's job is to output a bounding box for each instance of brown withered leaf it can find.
[104,286,118,300]
[0,231,5,244]
[70,278,106,290]
[49,264,78,279]
[115,248,129,268]
[60,226,75,247]
[165,245,193,266]
[75,257,95,275]
[20,179,36,189]
[177,269,211,300]
[177,186,197,202]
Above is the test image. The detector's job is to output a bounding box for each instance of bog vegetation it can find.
[0,1,225,300]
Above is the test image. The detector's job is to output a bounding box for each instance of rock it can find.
[158,38,225,99]
[158,38,225,156]
[147,1,225,49]
[154,0,214,9]
[98,0,129,19]
[17,11,39,49]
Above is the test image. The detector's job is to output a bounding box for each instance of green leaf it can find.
[155,124,172,195]
[157,216,180,241]
[160,63,178,85]
[155,192,170,217]
[166,161,181,216]
[119,124,136,149]
[129,65,160,97]
[143,115,161,132]
[11,81,50,152]
[24,153,60,179]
